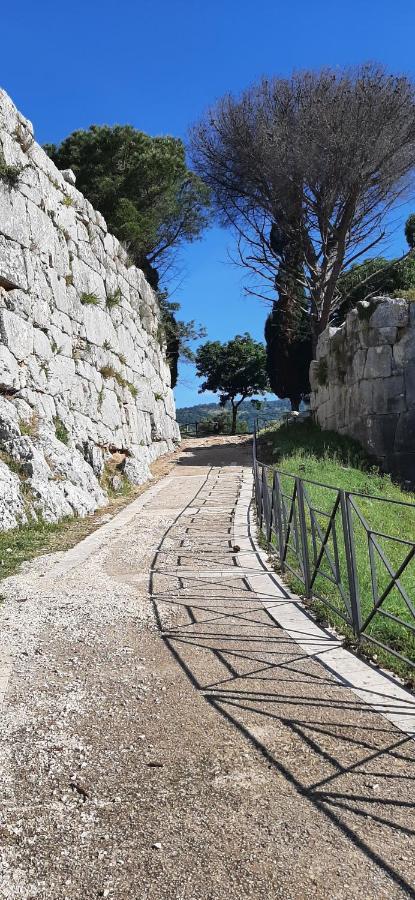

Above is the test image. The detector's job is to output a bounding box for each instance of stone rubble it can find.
[0,88,180,529]
[310,296,415,479]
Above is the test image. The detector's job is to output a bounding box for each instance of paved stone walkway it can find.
[0,437,414,899]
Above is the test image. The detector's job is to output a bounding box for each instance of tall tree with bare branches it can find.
[190,65,415,348]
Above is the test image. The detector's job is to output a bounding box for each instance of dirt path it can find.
[0,437,414,900]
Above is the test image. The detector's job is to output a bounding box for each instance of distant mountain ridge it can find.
[176,399,291,430]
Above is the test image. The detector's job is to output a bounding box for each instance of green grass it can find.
[106,288,122,309]
[0,518,71,582]
[257,420,415,685]
[100,365,137,397]
[80,292,99,306]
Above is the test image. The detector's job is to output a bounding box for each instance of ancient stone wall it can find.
[0,89,180,529]
[310,297,415,481]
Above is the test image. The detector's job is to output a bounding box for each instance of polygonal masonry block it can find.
[0,309,33,361]
[364,346,392,380]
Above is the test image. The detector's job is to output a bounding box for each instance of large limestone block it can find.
[4,288,33,321]
[367,326,397,347]
[0,345,20,391]
[393,330,415,368]
[33,327,53,360]
[124,454,151,486]
[350,348,367,383]
[372,376,405,415]
[370,298,409,329]
[47,355,76,396]
[100,389,122,431]
[82,305,117,348]
[0,182,31,247]
[364,346,392,380]
[0,235,28,291]
[0,309,33,360]
[71,256,106,300]
[0,460,26,530]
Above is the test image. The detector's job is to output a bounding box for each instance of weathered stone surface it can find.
[0,88,180,529]
[123,455,152,486]
[0,459,27,530]
[0,345,20,391]
[311,297,415,479]
[364,346,392,380]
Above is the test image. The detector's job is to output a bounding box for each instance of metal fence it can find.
[179,418,278,438]
[252,428,415,671]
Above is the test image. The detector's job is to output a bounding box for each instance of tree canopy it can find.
[157,294,206,389]
[45,125,210,287]
[195,333,269,433]
[191,64,415,346]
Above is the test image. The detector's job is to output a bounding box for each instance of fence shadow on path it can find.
[176,437,252,469]
[149,462,415,896]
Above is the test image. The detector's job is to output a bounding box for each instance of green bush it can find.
[54,416,69,445]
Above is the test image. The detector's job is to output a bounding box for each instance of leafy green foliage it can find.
[336,215,415,316]
[196,333,269,433]
[265,301,312,409]
[44,125,210,286]
[177,399,291,430]
[197,410,249,435]
[157,293,206,389]
[405,214,415,250]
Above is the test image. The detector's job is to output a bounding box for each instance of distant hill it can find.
[176,399,292,431]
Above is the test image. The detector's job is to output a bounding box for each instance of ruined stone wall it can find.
[310,297,415,481]
[0,89,180,529]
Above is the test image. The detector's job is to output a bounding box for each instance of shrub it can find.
[0,146,21,188]
[54,416,69,445]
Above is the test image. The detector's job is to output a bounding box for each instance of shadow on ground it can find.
[150,460,415,897]
[177,436,252,468]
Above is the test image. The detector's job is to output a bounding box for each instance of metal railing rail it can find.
[252,426,415,670]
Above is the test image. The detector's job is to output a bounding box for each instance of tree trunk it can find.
[231,404,237,435]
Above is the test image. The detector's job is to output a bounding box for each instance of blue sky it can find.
[3,0,415,406]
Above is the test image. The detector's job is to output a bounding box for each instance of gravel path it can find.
[0,436,414,899]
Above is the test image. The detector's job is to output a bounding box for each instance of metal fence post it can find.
[296,477,312,598]
[340,490,362,638]
[272,472,285,566]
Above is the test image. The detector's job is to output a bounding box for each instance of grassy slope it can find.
[257,420,415,685]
